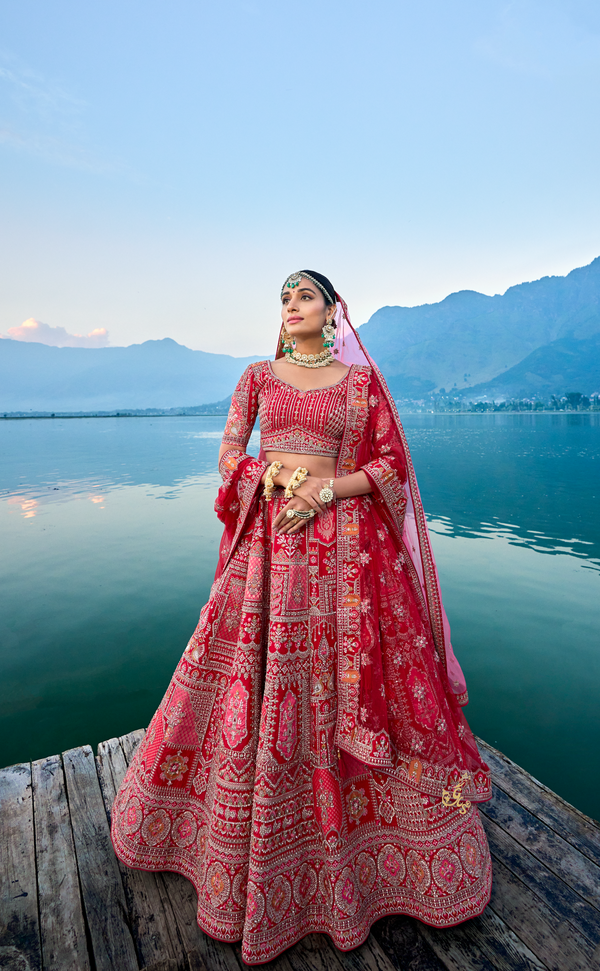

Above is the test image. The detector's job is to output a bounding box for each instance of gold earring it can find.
[281,327,294,355]
[322,316,336,349]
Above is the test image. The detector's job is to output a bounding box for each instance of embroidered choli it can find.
[222,360,349,458]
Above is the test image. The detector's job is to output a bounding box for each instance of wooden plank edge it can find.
[62,743,139,971]
[481,813,600,948]
[32,753,92,971]
[419,905,549,971]
[0,761,43,971]
[477,737,600,830]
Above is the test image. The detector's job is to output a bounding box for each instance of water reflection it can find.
[0,414,599,818]
[428,515,600,572]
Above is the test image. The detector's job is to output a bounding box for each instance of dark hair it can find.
[300,270,336,305]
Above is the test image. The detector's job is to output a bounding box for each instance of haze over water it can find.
[1,413,598,819]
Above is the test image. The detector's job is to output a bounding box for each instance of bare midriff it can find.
[264,451,337,480]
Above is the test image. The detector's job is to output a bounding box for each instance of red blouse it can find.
[222,361,351,458]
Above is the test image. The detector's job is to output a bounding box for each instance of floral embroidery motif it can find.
[276,689,298,760]
[141,809,171,846]
[172,811,197,847]
[293,865,318,906]
[267,875,292,923]
[356,852,377,894]
[407,668,439,730]
[378,844,406,886]
[406,850,431,893]
[160,751,189,785]
[432,849,463,894]
[346,787,369,823]
[206,861,230,907]
[164,700,185,740]
[223,679,249,748]
[335,866,359,915]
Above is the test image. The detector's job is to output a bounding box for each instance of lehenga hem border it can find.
[111,839,493,965]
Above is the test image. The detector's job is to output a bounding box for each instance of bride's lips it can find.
[287,316,303,323]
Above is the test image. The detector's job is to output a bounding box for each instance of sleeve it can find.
[221,364,260,451]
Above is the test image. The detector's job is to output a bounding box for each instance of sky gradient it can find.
[1,0,600,355]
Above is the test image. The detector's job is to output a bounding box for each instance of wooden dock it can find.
[1,731,599,971]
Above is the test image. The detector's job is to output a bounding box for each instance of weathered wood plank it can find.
[120,728,145,766]
[478,739,600,867]
[420,907,548,971]
[139,960,179,971]
[482,784,600,909]
[0,762,42,971]
[158,872,240,971]
[32,754,91,971]
[97,737,187,971]
[482,813,600,948]
[371,916,450,971]
[233,933,338,971]
[488,853,598,971]
[119,728,210,971]
[326,932,399,971]
[63,744,139,971]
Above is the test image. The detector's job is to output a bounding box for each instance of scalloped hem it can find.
[111,837,493,965]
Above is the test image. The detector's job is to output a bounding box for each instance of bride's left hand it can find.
[291,475,330,514]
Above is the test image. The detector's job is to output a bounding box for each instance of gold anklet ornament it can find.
[284,467,309,499]
[319,478,335,504]
[263,461,283,501]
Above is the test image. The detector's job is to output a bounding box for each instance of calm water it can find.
[1,413,599,819]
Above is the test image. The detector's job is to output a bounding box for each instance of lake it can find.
[1,413,599,819]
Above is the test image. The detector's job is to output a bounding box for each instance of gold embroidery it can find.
[442,773,472,815]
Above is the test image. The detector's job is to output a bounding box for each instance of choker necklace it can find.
[288,348,334,369]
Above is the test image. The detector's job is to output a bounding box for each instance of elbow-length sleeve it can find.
[221,364,260,452]
[214,364,268,572]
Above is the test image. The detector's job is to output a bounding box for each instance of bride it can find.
[111,270,492,964]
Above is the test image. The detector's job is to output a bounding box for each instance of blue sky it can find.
[1,0,600,355]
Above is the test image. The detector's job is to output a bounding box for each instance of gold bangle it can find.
[284,466,308,499]
[263,461,283,501]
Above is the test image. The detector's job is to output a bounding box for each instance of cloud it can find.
[2,318,109,348]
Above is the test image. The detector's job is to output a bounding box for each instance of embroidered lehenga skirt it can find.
[111,491,492,964]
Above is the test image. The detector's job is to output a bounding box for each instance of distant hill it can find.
[4,256,600,410]
[462,333,600,400]
[358,256,600,395]
[0,338,262,412]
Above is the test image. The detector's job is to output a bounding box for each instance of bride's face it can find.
[281,279,333,341]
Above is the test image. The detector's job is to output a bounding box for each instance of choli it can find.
[222,361,353,458]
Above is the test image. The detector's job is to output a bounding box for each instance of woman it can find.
[111,271,492,964]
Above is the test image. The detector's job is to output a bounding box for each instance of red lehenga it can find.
[111,342,493,964]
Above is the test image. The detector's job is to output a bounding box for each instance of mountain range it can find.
[2,256,600,411]
[0,339,262,412]
[358,255,600,398]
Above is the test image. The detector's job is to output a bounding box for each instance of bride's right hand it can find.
[274,496,314,535]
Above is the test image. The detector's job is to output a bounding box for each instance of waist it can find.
[264,450,337,479]
[260,430,340,458]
